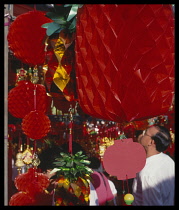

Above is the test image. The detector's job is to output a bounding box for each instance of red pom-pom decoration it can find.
[75,4,175,122]
[15,168,50,195]
[7,10,52,66]
[8,81,48,119]
[22,110,51,139]
[9,191,35,206]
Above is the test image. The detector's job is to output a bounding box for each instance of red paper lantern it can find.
[22,110,51,139]
[8,80,48,119]
[15,168,50,194]
[9,191,35,206]
[75,4,175,122]
[7,10,53,66]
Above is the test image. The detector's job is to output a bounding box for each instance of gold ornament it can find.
[22,145,33,165]
[32,153,41,167]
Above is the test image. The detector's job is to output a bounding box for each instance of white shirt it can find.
[132,152,175,206]
[89,180,117,206]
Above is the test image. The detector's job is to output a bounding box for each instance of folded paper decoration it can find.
[7,10,52,66]
[75,4,174,122]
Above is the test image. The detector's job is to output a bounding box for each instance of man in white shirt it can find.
[132,125,175,206]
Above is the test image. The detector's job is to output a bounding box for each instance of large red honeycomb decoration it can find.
[75,4,174,122]
[7,10,52,66]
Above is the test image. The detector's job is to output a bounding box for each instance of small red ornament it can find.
[15,168,50,195]
[8,80,48,119]
[7,10,53,66]
[22,110,51,139]
[9,191,35,206]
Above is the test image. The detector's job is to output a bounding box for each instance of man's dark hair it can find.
[151,125,171,152]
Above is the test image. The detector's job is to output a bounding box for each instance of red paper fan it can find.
[7,10,53,66]
[22,110,51,139]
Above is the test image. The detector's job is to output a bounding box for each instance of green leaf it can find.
[46,22,62,36]
[68,17,76,31]
[60,152,70,158]
[75,151,83,156]
[53,161,66,166]
[67,5,79,22]
[80,159,91,165]
[50,168,61,174]
[41,22,51,29]
[66,160,74,167]
[70,167,77,176]
[74,159,83,166]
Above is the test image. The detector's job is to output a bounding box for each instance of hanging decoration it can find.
[124,193,134,205]
[9,168,51,206]
[15,133,25,174]
[121,175,135,205]
[9,191,35,206]
[21,137,33,165]
[50,151,92,206]
[41,4,81,101]
[75,4,175,122]
[103,138,146,205]
[8,80,48,119]
[41,4,83,36]
[22,110,51,140]
[7,10,53,66]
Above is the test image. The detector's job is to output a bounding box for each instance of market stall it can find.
[4,4,175,206]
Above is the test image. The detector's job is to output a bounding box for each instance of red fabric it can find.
[91,171,114,205]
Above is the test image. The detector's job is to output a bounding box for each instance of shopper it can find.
[132,125,175,206]
[88,156,118,206]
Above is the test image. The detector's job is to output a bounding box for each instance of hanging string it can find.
[122,180,125,194]
[68,107,73,154]
[34,84,37,111]
[26,136,30,148]
[122,174,130,194]
[126,174,130,193]
[34,140,37,155]
[34,4,36,11]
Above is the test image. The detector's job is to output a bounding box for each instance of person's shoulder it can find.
[108,179,116,188]
[160,152,175,164]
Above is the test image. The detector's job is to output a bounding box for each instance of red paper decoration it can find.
[8,80,48,119]
[9,168,51,206]
[103,138,146,180]
[22,110,51,139]
[9,191,35,206]
[75,4,175,122]
[7,10,53,66]
[15,168,50,195]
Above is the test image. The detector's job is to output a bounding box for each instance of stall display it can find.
[6,4,175,206]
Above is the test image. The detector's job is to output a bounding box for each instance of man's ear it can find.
[151,139,156,146]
